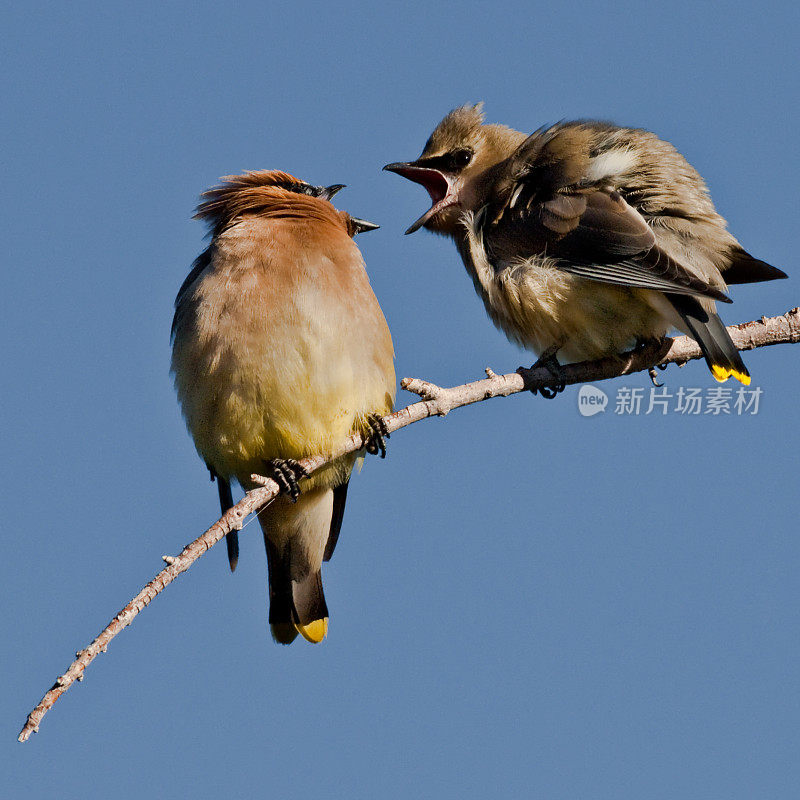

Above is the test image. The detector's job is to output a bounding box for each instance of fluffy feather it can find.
[172,172,395,643]
[387,105,786,381]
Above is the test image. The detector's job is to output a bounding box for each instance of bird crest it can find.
[195,170,340,235]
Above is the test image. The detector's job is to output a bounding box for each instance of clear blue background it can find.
[3,2,798,797]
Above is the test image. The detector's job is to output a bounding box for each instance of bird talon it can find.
[526,354,566,400]
[535,383,565,399]
[364,413,390,458]
[648,367,663,387]
[266,458,308,502]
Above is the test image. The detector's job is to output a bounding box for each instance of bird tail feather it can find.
[667,294,750,385]
[260,490,332,645]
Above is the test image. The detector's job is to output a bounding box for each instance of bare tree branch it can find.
[18,308,800,742]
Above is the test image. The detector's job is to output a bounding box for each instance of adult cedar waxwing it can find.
[385,104,786,386]
[171,171,395,644]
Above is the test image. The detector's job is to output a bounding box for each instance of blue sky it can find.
[3,2,798,797]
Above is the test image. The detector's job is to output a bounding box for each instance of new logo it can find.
[577,385,608,417]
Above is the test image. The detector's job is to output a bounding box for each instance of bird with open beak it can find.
[385,103,786,386]
[171,170,395,644]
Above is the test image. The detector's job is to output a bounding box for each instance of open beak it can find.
[383,161,456,234]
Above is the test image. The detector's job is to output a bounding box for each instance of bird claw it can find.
[525,354,566,399]
[648,367,663,387]
[364,413,390,458]
[266,458,309,502]
[536,382,566,399]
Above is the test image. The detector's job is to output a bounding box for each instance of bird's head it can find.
[194,171,378,236]
[384,103,526,236]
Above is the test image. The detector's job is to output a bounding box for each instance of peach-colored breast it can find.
[171,208,395,489]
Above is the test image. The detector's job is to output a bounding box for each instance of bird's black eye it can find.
[451,149,473,169]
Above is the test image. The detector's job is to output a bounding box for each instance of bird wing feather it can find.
[485,127,731,302]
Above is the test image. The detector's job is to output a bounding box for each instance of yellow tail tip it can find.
[295,617,328,643]
[710,365,751,386]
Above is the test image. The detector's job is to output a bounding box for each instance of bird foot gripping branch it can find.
[519,352,567,399]
[364,413,391,458]
[265,458,309,502]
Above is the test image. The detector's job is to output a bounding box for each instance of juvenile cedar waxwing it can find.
[385,104,786,386]
[171,171,395,644]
